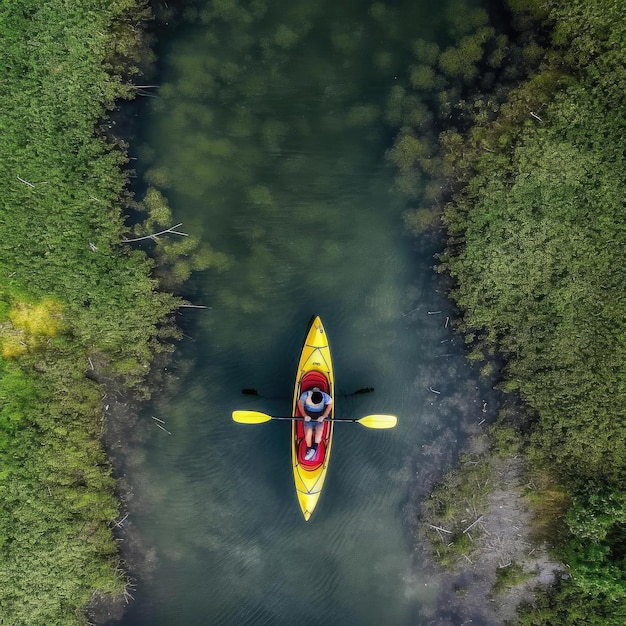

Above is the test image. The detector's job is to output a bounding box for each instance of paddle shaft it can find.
[267,416,355,423]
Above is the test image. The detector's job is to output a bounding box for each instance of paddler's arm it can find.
[297,398,310,421]
[318,398,333,421]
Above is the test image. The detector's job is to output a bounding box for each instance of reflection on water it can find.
[118,1,499,625]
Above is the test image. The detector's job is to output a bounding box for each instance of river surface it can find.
[117,1,498,624]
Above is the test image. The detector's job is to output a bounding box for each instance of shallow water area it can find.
[116,1,500,624]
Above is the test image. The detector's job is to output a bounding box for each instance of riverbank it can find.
[412,427,566,624]
[410,1,625,623]
[0,2,182,623]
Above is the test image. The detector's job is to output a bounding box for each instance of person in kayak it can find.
[298,387,332,461]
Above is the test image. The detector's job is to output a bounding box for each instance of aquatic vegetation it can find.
[411,39,440,65]
[403,207,440,234]
[136,0,434,355]
[274,23,300,49]
[409,64,437,90]
[346,104,380,127]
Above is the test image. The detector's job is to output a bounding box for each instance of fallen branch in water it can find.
[122,223,188,242]
[113,513,129,528]
[156,423,172,435]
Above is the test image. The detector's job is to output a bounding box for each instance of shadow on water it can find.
[111,1,505,625]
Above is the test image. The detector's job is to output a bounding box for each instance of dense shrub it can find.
[431,1,625,621]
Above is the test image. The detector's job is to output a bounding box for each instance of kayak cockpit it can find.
[295,370,332,469]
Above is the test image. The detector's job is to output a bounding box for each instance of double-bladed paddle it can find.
[241,387,374,398]
[232,410,397,429]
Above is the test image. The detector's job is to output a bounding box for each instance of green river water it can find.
[116,1,500,624]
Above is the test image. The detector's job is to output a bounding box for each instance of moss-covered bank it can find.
[0,2,181,623]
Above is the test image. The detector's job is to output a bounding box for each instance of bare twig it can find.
[427,310,442,315]
[427,523,452,534]
[178,303,209,309]
[17,176,35,187]
[151,415,165,424]
[155,423,172,435]
[428,387,441,395]
[445,316,450,328]
[463,515,484,534]
[529,111,543,122]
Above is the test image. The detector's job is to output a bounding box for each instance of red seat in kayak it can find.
[296,371,331,467]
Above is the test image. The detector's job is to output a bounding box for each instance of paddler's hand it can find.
[316,416,325,423]
[304,415,311,422]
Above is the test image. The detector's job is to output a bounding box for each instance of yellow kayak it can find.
[291,316,334,521]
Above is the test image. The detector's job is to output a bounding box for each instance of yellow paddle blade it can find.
[358,414,398,429]
[232,410,272,424]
